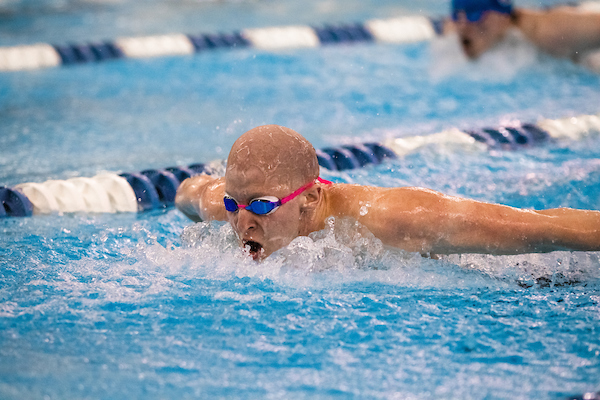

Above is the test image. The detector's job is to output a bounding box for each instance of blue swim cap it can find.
[452,0,513,22]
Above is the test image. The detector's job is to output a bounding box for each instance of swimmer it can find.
[448,0,600,60]
[175,124,600,261]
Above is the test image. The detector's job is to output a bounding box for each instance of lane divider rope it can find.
[0,17,438,71]
[2,112,599,218]
[2,1,599,72]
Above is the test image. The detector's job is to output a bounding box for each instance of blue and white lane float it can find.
[1,0,600,72]
[2,112,600,218]
[0,17,438,71]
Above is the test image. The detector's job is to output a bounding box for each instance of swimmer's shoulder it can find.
[323,183,434,217]
[325,182,436,197]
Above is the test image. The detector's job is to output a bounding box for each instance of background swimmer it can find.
[175,125,600,261]
[448,0,600,61]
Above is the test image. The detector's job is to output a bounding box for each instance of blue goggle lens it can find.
[224,197,239,212]
[223,197,280,215]
[247,200,277,215]
[452,10,484,22]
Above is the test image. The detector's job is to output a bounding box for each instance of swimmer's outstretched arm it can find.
[516,7,600,58]
[175,175,228,222]
[329,185,600,255]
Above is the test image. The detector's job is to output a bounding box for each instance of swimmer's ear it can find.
[300,186,321,212]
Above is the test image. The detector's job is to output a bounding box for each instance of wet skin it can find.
[175,125,600,260]
[454,10,512,59]
[225,165,313,261]
[453,8,600,60]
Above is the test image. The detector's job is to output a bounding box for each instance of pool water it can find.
[1,1,600,399]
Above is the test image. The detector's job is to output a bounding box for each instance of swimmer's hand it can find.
[175,174,227,222]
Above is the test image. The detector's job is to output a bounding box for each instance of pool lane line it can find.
[2,112,599,218]
[0,16,439,72]
[2,0,600,72]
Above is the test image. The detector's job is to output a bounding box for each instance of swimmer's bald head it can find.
[226,125,320,190]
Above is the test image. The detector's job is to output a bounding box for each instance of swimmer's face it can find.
[225,166,309,261]
[454,10,511,59]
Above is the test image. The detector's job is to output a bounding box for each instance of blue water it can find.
[2,1,600,399]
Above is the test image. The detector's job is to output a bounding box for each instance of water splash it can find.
[178,216,600,290]
[429,30,540,83]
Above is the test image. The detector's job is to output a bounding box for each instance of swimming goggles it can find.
[223,177,332,215]
[451,0,512,22]
[452,9,487,22]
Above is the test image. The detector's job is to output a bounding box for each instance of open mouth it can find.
[243,240,264,260]
[460,37,478,59]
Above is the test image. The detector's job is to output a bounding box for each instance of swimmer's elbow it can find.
[179,175,228,222]
[175,177,205,221]
[175,191,202,222]
[175,174,225,222]
[180,209,203,223]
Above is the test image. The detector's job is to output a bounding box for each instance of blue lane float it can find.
[165,166,194,183]
[313,23,374,44]
[3,112,600,217]
[464,123,551,150]
[0,186,34,218]
[188,32,250,51]
[363,143,398,163]
[140,169,180,206]
[54,42,123,65]
[120,172,161,212]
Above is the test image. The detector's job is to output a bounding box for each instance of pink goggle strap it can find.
[280,177,333,205]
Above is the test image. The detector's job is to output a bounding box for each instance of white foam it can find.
[19,215,598,323]
[177,217,600,290]
[177,217,493,289]
[445,252,600,287]
[214,291,264,302]
[430,29,538,82]
[581,49,600,73]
